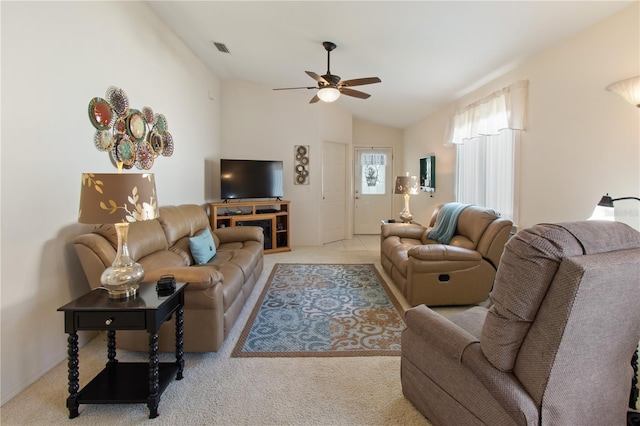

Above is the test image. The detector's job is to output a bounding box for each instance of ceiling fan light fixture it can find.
[317,87,340,102]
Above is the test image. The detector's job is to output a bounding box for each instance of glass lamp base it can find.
[101,222,144,299]
[399,209,413,223]
[101,263,143,299]
[399,193,413,223]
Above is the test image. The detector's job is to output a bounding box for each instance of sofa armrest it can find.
[142,266,223,291]
[408,244,482,262]
[381,223,426,240]
[405,305,478,362]
[213,226,264,244]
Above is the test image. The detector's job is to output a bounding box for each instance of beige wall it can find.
[1,1,221,404]
[404,3,640,229]
[220,79,353,245]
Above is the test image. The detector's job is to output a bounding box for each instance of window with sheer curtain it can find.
[448,80,528,223]
[456,129,516,221]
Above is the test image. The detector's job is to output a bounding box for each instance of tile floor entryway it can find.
[323,235,379,251]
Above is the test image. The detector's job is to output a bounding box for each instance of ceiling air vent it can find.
[212,41,230,54]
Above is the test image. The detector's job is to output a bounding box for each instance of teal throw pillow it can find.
[189,228,216,264]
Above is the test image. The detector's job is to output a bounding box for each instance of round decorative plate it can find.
[114,116,128,134]
[136,141,154,170]
[127,109,147,142]
[300,156,309,165]
[94,129,114,152]
[106,86,130,116]
[142,107,155,125]
[149,130,164,156]
[154,114,168,133]
[296,174,306,184]
[297,145,307,156]
[113,135,136,169]
[88,97,114,130]
[162,132,174,157]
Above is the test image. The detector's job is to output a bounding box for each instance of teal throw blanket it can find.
[426,203,471,244]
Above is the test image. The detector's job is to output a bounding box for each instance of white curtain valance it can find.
[447,80,528,145]
[361,153,386,166]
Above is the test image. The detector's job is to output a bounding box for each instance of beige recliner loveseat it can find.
[381,203,512,306]
[401,220,640,425]
[74,204,264,353]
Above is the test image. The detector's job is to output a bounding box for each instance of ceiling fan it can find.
[274,41,381,103]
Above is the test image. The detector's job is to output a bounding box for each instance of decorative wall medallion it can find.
[294,145,309,185]
[87,86,174,170]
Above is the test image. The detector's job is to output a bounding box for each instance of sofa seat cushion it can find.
[216,242,262,277]
[210,261,245,312]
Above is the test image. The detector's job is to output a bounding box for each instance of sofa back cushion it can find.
[92,219,168,261]
[452,205,500,249]
[158,205,211,246]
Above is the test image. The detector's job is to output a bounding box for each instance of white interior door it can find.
[322,141,347,243]
[354,147,393,234]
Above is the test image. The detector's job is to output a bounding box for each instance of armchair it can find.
[401,221,640,425]
[381,203,512,306]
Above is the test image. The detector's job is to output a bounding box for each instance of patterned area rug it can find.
[232,263,405,357]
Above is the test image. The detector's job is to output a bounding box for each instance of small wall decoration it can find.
[294,145,310,185]
[420,156,436,193]
[88,86,174,170]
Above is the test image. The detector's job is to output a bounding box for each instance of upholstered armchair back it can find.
[481,221,640,424]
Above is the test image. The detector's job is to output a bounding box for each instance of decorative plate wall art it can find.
[88,86,174,170]
[294,145,309,185]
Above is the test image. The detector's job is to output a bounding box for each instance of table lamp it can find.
[78,172,158,299]
[395,174,419,223]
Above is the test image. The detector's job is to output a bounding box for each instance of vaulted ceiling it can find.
[148,1,633,128]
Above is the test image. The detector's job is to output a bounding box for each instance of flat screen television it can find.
[220,159,284,200]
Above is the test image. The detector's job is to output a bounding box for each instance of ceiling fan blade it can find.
[339,77,381,87]
[306,71,329,85]
[340,88,371,99]
[309,94,320,104]
[273,86,316,91]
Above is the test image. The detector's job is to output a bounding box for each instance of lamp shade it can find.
[79,173,158,224]
[317,87,340,102]
[395,175,419,195]
[606,75,640,107]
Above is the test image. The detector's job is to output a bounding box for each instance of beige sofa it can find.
[401,221,640,425]
[74,204,264,352]
[381,203,512,306]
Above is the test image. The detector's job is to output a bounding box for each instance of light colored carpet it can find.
[0,239,434,425]
[3,237,638,424]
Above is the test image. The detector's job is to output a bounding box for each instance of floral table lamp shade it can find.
[78,173,158,299]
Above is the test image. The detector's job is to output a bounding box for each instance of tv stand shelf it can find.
[209,200,290,254]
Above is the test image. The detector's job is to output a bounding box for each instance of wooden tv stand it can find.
[209,200,290,254]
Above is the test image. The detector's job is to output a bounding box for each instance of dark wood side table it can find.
[57,282,187,419]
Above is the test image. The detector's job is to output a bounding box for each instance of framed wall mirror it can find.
[420,156,435,192]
